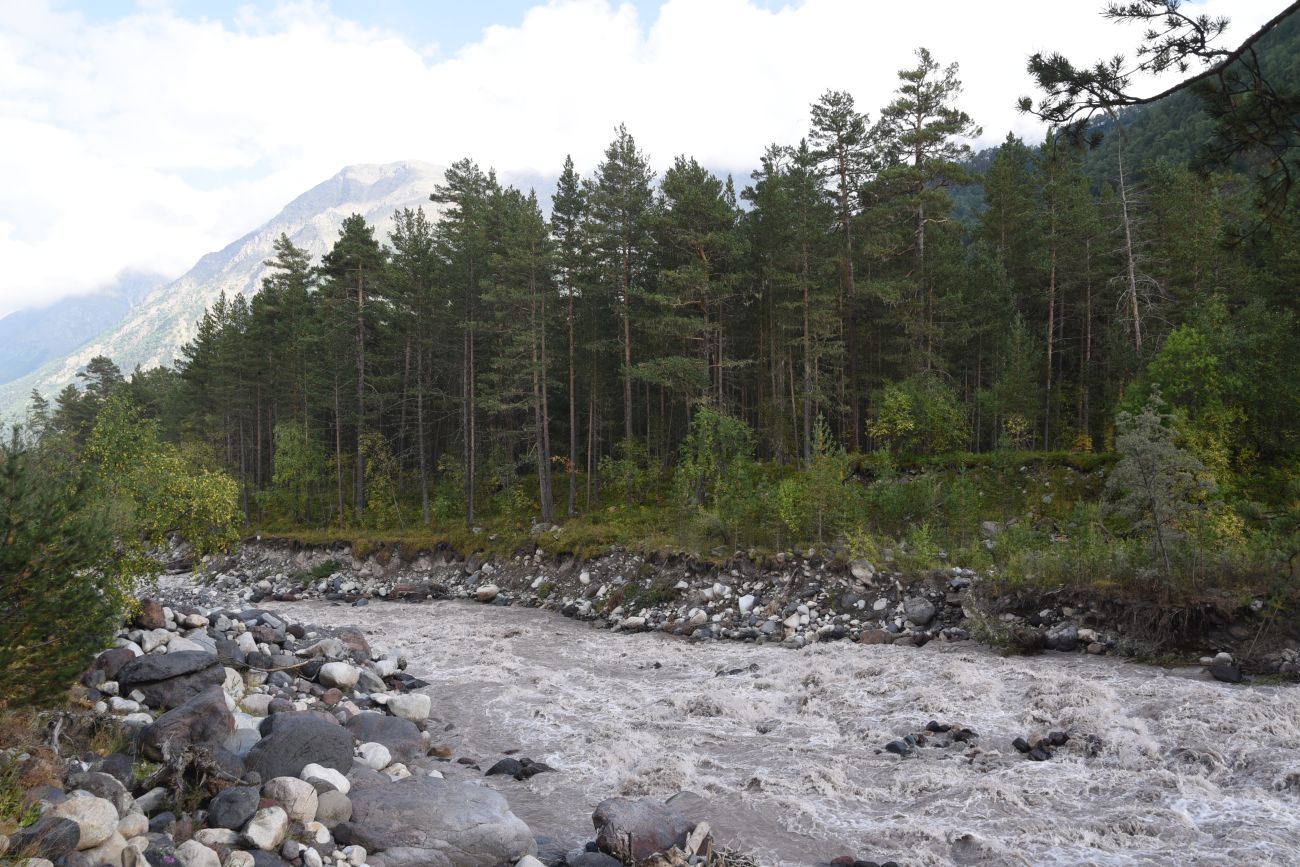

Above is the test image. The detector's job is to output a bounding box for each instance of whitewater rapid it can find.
[272,598,1300,867]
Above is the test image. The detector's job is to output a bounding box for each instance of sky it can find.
[0,0,1280,318]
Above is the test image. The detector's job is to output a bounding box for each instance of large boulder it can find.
[902,597,936,626]
[592,797,693,864]
[340,777,534,867]
[318,663,360,691]
[385,694,430,724]
[262,777,318,824]
[133,599,166,630]
[245,716,353,781]
[208,786,260,831]
[49,793,119,850]
[139,685,234,761]
[344,714,424,765]
[86,647,137,685]
[244,807,289,851]
[116,651,224,708]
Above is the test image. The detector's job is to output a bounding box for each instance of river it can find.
[270,597,1300,867]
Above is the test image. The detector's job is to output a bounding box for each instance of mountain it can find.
[0,270,168,386]
[0,160,447,420]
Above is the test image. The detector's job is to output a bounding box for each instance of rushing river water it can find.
[271,598,1300,867]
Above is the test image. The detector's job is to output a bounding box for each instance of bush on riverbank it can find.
[1,399,241,709]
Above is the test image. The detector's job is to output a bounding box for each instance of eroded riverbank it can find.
[269,596,1300,867]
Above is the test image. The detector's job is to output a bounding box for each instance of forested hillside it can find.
[20,28,1300,595]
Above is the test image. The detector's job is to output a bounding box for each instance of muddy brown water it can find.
[269,598,1300,867]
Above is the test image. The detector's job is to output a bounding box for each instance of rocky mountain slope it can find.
[0,270,168,386]
[0,161,447,420]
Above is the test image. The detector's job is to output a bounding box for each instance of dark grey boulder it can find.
[344,713,423,764]
[245,716,353,781]
[116,651,224,708]
[1045,623,1079,652]
[207,785,260,830]
[1210,662,1244,683]
[592,797,693,864]
[258,710,339,737]
[95,752,135,789]
[117,650,218,686]
[340,777,534,867]
[139,685,234,761]
[87,647,137,684]
[6,815,81,860]
[902,596,936,626]
[569,853,622,867]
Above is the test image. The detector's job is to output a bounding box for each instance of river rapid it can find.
[271,597,1300,867]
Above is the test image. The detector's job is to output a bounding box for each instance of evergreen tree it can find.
[875,47,981,369]
[585,125,656,455]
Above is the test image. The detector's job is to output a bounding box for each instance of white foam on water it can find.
[277,599,1300,867]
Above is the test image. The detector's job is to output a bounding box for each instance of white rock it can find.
[516,857,546,867]
[176,839,221,867]
[116,813,148,839]
[109,697,141,714]
[100,681,120,696]
[114,639,144,657]
[318,662,360,690]
[194,828,240,847]
[356,742,391,770]
[386,693,430,722]
[873,598,889,611]
[301,763,350,795]
[139,629,171,653]
[222,667,245,700]
[235,632,258,654]
[225,851,256,867]
[263,777,318,823]
[51,793,118,850]
[81,831,127,867]
[341,845,367,866]
[738,594,755,615]
[243,806,289,851]
[373,658,398,678]
[240,694,274,715]
[475,584,500,602]
[579,571,591,585]
[303,821,332,846]
[303,848,324,867]
[181,614,210,629]
[167,636,209,654]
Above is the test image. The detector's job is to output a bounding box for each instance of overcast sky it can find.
[0,0,1278,318]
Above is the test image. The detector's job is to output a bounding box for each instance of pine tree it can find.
[809,90,872,446]
[318,214,389,525]
[585,125,656,455]
[551,156,589,516]
[875,47,981,369]
[432,159,498,525]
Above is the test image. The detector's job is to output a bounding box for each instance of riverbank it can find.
[183,537,1300,680]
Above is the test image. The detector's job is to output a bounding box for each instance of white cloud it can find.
[0,0,1278,317]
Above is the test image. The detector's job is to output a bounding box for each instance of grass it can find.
[0,710,60,835]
